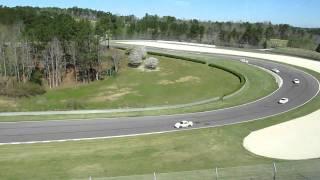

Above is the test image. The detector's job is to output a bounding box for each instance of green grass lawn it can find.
[0,64,317,180]
[270,47,320,61]
[0,66,318,179]
[0,55,240,112]
[0,53,278,122]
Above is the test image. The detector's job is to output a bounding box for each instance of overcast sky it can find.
[1,0,319,28]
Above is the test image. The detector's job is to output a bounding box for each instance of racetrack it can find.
[0,42,318,146]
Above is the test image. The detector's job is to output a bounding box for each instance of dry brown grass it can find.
[91,88,137,102]
[158,76,200,85]
[0,98,17,108]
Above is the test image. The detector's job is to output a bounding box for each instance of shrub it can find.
[147,52,206,64]
[145,57,159,69]
[66,100,85,110]
[128,46,147,67]
[208,63,246,85]
[288,38,316,50]
[208,63,246,98]
[30,68,43,85]
[128,49,143,67]
[0,81,46,97]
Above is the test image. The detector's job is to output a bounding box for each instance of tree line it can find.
[0,6,108,97]
[1,6,319,49]
[75,6,319,50]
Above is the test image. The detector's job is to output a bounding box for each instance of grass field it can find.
[0,53,278,122]
[270,47,320,61]
[0,54,240,112]
[0,66,318,180]
[83,159,320,180]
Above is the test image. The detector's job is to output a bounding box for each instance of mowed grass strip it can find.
[270,47,320,61]
[0,55,240,112]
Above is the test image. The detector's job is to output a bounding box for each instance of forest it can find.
[0,6,320,97]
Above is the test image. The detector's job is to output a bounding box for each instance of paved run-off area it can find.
[243,110,320,160]
[119,40,320,160]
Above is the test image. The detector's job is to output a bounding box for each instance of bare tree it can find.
[111,50,123,73]
[13,43,21,82]
[0,25,4,77]
[25,42,33,81]
[0,43,6,77]
[20,41,33,82]
[46,38,63,88]
[43,51,52,88]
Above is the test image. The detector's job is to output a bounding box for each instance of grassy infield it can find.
[0,54,277,122]
[0,55,239,112]
[0,50,319,179]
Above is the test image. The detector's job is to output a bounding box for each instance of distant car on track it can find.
[271,68,280,73]
[293,78,300,84]
[240,58,249,63]
[174,121,193,128]
[278,98,289,104]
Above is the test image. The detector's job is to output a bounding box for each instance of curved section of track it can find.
[0,46,319,145]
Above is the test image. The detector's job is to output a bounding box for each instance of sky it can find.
[0,0,319,28]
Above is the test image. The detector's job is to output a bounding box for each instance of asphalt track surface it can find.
[0,50,319,144]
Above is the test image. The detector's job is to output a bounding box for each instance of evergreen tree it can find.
[316,44,320,53]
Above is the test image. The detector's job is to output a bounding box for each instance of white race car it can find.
[293,78,300,84]
[271,68,280,73]
[174,121,193,128]
[240,58,249,63]
[278,98,289,104]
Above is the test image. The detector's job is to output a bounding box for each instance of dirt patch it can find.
[105,85,118,90]
[97,85,119,92]
[61,65,77,87]
[176,76,200,83]
[93,88,137,102]
[158,76,200,85]
[104,90,132,101]
[136,64,160,72]
[0,98,17,108]
[158,80,175,85]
